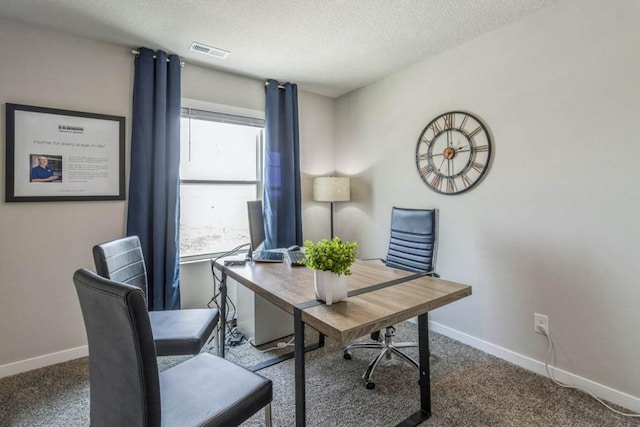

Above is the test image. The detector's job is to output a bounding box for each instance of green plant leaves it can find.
[301,237,358,276]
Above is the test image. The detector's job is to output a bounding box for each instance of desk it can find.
[216,259,471,426]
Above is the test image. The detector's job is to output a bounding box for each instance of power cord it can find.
[207,243,250,321]
[247,336,295,352]
[540,325,640,418]
[226,326,245,346]
[209,243,250,295]
[204,243,251,351]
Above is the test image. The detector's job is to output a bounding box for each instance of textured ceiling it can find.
[0,0,559,97]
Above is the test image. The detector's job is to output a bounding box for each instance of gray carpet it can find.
[0,322,636,426]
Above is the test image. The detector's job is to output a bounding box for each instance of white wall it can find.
[0,19,333,375]
[0,19,131,373]
[299,93,337,242]
[335,0,640,410]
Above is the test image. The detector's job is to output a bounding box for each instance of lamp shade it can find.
[313,177,350,202]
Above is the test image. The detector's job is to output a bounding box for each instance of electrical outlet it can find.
[534,313,548,334]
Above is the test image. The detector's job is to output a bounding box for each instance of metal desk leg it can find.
[418,312,432,417]
[294,307,306,427]
[219,270,227,358]
[396,312,431,427]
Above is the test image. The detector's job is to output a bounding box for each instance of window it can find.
[179,107,264,258]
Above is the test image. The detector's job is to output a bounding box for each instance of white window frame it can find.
[179,99,265,262]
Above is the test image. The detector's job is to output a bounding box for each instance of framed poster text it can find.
[5,103,125,202]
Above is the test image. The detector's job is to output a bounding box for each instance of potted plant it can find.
[301,237,357,305]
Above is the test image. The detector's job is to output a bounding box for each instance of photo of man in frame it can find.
[30,154,62,182]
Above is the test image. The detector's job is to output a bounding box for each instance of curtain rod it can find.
[264,81,286,89]
[131,49,185,67]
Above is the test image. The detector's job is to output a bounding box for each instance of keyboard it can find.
[286,250,306,266]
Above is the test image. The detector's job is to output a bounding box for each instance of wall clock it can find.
[415,111,492,195]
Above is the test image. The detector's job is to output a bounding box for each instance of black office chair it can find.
[73,268,272,426]
[343,207,438,389]
[93,236,219,356]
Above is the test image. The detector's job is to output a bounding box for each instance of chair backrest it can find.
[93,235,148,298]
[385,207,438,273]
[73,268,161,427]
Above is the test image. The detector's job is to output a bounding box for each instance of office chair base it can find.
[343,327,419,388]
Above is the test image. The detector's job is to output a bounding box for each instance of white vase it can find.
[314,270,348,305]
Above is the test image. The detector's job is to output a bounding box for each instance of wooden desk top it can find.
[217,259,471,343]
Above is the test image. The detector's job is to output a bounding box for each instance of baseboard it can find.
[427,320,640,413]
[0,345,88,379]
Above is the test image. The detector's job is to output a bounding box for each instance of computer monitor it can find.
[247,200,266,260]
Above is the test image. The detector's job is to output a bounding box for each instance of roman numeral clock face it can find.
[415,111,492,195]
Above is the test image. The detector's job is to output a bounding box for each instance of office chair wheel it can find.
[343,351,352,360]
[365,381,375,390]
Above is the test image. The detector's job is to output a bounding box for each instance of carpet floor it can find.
[0,322,636,426]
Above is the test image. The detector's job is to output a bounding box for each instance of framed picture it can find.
[5,103,125,202]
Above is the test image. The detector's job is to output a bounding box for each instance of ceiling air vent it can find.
[189,42,230,59]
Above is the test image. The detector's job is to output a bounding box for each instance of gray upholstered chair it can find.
[343,207,438,389]
[93,236,219,356]
[73,268,272,427]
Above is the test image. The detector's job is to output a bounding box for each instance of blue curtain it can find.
[127,47,181,311]
[263,79,303,249]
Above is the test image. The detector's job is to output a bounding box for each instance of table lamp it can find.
[313,176,350,238]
